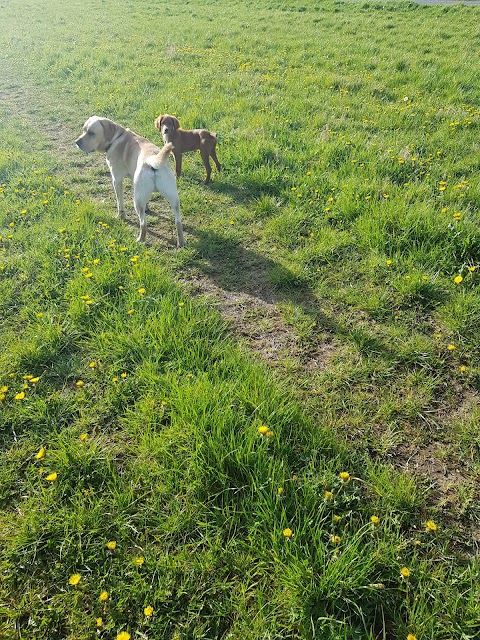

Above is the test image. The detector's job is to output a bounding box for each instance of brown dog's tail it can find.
[146,142,173,170]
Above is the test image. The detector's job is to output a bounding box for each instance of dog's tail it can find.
[146,143,173,170]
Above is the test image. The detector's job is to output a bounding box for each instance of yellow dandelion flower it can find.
[30,377,40,383]
[467,266,476,272]
[36,447,46,460]
[0,386,8,393]
[144,605,154,617]
[80,295,90,300]
[460,365,467,372]
[370,515,380,525]
[93,258,100,265]
[257,425,268,435]
[277,487,284,495]
[0,394,5,402]
[265,430,274,438]
[134,556,145,566]
[407,635,417,640]
[45,472,58,482]
[116,633,131,640]
[386,259,392,266]
[178,301,185,307]
[106,540,117,551]
[14,391,25,400]
[330,535,341,544]
[454,275,463,284]
[120,372,127,379]
[324,490,333,500]
[127,309,135,315]
[400,567,411,578]
[68,573,81,585]
[99,591,109,602]
[79,433,88,441]
[283,528,293,538]
[88,361,96,368]
[76,380,84,387]
[138,288,146,295]
[339,471,350,482]
[447,344,456,351]
[96,617,103,628]
[425,520,437,532]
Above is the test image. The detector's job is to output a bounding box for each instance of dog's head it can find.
[75,116,119,153]
[154,114,180,138]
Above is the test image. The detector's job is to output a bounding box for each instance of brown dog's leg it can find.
[200,149,212,184]
[174,151,182,178]
[211,146,221,173]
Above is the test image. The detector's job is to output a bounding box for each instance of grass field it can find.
[1,0,479,638]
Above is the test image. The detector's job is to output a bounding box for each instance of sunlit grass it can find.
[1,0,480,638]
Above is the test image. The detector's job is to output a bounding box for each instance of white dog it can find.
[75,116,185,246]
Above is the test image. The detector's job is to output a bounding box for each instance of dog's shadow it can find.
[182,228,402,362]
[184,227,333,328]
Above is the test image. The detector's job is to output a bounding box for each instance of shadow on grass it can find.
[186,228,398,360]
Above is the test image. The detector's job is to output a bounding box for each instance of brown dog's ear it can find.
[171,116,180,130]
[154,115,164,130]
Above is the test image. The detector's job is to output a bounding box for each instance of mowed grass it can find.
[1,0,480,638]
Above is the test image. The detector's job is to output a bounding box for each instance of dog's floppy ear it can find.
[171,116,180,131]
[100,119,118,144]
[154,115,164,131]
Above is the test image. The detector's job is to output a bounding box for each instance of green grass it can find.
[1,0,480,638]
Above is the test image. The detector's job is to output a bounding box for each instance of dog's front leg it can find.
[174,152,183,178]
[112,176,126,220]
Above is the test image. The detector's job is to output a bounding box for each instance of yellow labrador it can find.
[75,116,185,246]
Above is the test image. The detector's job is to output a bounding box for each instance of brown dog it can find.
[154,114,221,184]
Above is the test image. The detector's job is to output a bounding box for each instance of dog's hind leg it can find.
[133,174,153,243]
[211,146,221,173]
[159,180,185,247]
[170,193,185,247]
[133,197,148,242]
[200,149,212,184]
[112,176,126,220]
